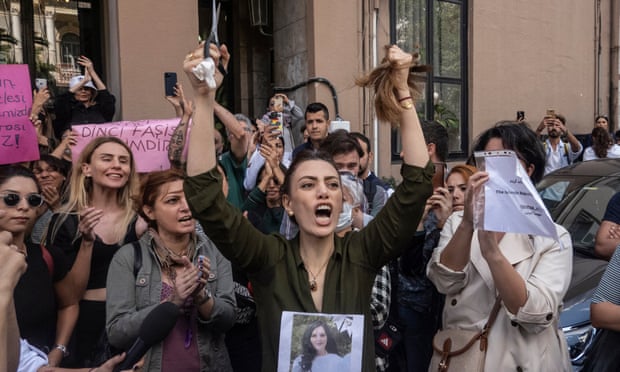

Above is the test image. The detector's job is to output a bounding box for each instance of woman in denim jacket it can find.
[106,169,236,371]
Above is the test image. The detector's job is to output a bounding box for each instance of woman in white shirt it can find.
[583,127,620,161]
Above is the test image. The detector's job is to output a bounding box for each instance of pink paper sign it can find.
[0,64,39,165]
[71,119,180,173]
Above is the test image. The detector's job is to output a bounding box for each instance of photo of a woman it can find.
[292,321,345,372]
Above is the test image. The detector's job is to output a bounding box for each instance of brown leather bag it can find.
[429,298,501,372]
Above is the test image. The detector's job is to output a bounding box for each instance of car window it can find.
[538,176,599,217]
[555,185,617,254]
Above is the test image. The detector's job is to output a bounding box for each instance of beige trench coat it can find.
[427,211,572,372]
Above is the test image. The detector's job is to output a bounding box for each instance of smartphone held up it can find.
[269,111,283,134]
[35,78,47,91]
[516,111,525,121]
[164,72,177,96]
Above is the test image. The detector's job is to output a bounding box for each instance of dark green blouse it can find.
[184,161,433,372]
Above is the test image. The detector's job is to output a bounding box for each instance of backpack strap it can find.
[543,140,572,164]
[563,142,571,164]
[132,241,142,277]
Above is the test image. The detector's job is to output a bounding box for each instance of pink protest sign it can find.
[0,64,39,165]
[71,118,180,172]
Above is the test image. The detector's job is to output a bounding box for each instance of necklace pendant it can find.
[309,279,317,291]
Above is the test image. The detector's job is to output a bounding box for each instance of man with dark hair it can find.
[319,129,363,175]
[535,112,582,175]
[292,102,330,158]
[321,130,388,217]
[350,132,393,212]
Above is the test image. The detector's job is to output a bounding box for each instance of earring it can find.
[287,210,294,217]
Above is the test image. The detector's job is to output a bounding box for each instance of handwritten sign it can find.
[0,64,39,165]
[473,150,558,241]
[71,118,181,172]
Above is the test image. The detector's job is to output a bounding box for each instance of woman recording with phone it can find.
[427,122,572,371]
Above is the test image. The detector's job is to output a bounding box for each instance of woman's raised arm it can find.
[386,46,429,167]
[184,43,230,177]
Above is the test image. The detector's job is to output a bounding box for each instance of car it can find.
[536,158,620,370]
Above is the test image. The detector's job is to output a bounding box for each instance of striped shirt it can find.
[592,246,620,304]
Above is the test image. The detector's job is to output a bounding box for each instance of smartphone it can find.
[164,72,177,96]
[35,78,47,91]
[546,108,555,118]
[269,111,283,133]
[516,111,525,121]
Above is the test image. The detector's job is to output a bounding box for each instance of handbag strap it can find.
[433,296,502,356]
[479,296,502,351]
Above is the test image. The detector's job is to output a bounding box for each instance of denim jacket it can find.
[106,231,236,371]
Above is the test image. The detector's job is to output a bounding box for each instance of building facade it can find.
[3,0,618,180]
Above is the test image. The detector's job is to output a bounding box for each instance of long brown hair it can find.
[355,46,430,126]
[592,126,612,159]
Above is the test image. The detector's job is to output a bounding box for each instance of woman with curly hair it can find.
[292,321,344,372]
[583,126,620,161]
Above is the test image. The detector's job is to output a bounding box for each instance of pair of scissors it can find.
[193,0,226,87]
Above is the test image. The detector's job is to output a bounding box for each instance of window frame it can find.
[390,0,469,161]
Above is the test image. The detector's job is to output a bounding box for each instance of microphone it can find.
[113,302,179,372]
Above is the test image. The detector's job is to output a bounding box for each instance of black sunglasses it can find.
[1,193,44,208]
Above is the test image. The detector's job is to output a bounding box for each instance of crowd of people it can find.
[3,38,620,372]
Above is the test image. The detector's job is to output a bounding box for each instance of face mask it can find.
[335,202,353,232]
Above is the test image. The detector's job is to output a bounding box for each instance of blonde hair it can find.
[356,46,430,126]
[54,136,138,244]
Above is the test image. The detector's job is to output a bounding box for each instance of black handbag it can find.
[581,328,620,372]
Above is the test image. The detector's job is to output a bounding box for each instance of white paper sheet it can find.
[474,150,559,242]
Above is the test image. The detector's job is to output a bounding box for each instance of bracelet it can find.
[54,344,69,357]
[397,96,413,102]
[400,100,414,110]
[195,288,213,306]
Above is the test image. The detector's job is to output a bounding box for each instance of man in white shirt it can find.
[536,113,583,175]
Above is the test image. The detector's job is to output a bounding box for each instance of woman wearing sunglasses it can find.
[45,136,146,368]
[0,165,65,359]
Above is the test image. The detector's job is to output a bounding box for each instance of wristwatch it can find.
[196,288,213,306]
[204,287,213,301]
[54,344,69,357]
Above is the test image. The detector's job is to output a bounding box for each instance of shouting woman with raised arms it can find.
[181,42,432,371]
